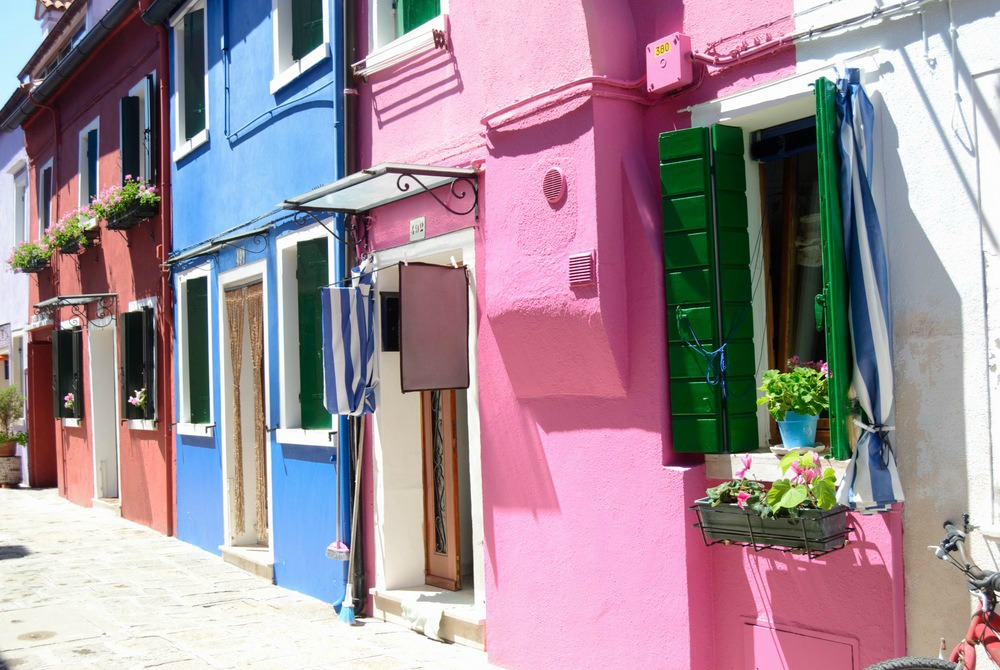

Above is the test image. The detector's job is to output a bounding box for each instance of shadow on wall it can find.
[370,50,464,128]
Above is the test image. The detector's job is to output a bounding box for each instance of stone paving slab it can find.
[0,488,498,670]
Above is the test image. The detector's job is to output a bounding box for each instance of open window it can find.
[121,306,156,423]
[13,168,28,247]
[53,327,83,420]
[78,118,99,208]
[38,159,53,232]
[659,78,851,458]
[121,74,157,184]
[177,273,212,429]
[270,0,330,93]
[356,0,446,77]
[170,0,208,161]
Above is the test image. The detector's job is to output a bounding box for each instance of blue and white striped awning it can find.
[835,70,904,513]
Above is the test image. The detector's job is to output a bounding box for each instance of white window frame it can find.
[176,264,215,436]
[361,0,447,76]
[170,0,209,162]
[10,165,28,247]
[275,223,338,447]
[37,158,53,235]
[125,296,158,432]
[124,74,156,184]
[77,117,100,211]
[270,0,331,94]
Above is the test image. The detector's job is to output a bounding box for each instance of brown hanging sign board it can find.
[400,262,470,392]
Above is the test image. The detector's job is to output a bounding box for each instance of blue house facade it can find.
[142,0,349,603]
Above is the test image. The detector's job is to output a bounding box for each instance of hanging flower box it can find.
[92,177,161,231]
[6,240,52,274]
[692,498,850,555]
[106,203,159,230]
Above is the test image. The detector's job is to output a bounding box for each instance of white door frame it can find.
[87,316,121,500]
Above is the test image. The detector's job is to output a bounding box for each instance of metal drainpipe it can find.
[154,19,176,537]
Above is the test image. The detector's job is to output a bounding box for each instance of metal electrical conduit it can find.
[480,0,949,131]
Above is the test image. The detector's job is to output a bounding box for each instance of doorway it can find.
[222,280,270,549]
[87,319,120,501]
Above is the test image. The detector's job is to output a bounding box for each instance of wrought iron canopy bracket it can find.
[34,294,119,328]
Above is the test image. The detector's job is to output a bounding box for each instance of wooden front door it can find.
[421,389,461,591]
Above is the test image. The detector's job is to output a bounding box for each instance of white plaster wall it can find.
[0,130,29,340]
[792,0,1000,656]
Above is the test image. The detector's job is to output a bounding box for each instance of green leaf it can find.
[812,478,837,509]
[777,484,809,510]
[766,479,790,508]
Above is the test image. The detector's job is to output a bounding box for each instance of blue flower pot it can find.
[777,411,820,447]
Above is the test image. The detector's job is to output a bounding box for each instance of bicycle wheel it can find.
[864,658,960,670]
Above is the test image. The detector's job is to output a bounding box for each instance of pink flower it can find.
[736,491,750,509]
[820,361,829,376]
[803,467,820,485]
[735,453,752,479]
[125,174,133,181]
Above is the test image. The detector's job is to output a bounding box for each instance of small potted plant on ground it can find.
[0,386,27,487]
[92,176,160,231]
[693,451,849,555]
[6,240,52,273]
[757,357,829,449]
[48,209,97,254]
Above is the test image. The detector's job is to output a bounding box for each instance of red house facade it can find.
[0,0,174,534]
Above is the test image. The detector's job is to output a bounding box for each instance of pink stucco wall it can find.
[357,0,903,668]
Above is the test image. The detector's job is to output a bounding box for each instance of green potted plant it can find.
[47,208,97,254]
[6,239,52,273]
[92,176,161,230]
[693,451,849,555]
[757,357,829,448]
[0,385,26,457]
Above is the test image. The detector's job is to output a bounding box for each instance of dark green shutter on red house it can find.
[660,125,757,454]
[397,0,440,35]
[297,239,331,430]
[121,311,144,420]
[86,129,98,203]
[291,0,324,61]
[187,277,210,424]
[120,96,140,184]
[815,77,852,460]
[53,329,82,419]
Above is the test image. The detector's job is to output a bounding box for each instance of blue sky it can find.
[0,3,43,103]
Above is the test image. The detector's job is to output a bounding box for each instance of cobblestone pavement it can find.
[0,487,498,670]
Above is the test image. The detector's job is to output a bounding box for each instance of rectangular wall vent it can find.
[568,250,596,287]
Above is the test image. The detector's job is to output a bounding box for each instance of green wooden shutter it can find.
[145,74,157,183]
[120,96,140,184]
[397,0,440,35]
[292,0,323,61]
[187,277,211,424]
[122,311,144,420]
[815,77,852,460]
[297,239,331,430]
[183,9,206,140]
[52,328,63,418]
[660,125,757,454]
[41,166,52,229]
[71,329,83,419]
[142,308,156,421]
[86,129,98,203]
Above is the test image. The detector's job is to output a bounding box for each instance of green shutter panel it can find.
[72,329,83,419]
[86,129,98,203]
[52,328,63,418]
[122,311,144,420]
[142,308,156,421]
[183,9,206,140]
[815,77,852,460]
[660,124,756,454]
[398,0,440,35]
[120,96,140,184]
[187,277,211,424]
[292,0,323,61]
[145,74,157,183]
[297,239,331,430]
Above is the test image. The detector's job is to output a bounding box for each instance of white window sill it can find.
[705,449,849,483]
[62,418,82,428]
[177,422,214,437]
[270,43,331,95]
[128,419,157,431]
[274,427,337,447]
[355,15,447,79]
[172,128,210,163]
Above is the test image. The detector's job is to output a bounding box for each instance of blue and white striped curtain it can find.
[321,259,377,416]
[834,70,904,513]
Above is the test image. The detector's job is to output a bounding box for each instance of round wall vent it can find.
[542,167,566,205]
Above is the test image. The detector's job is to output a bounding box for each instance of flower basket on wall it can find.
[692,498,850,556]
[6,240,52,274]
[20,257,50,273]
[106,203,159,230]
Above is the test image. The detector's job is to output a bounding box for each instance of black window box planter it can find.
[691,497,852,559]
[106,203,158,231]
[17,259,49,273]
[58,241,85,255]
